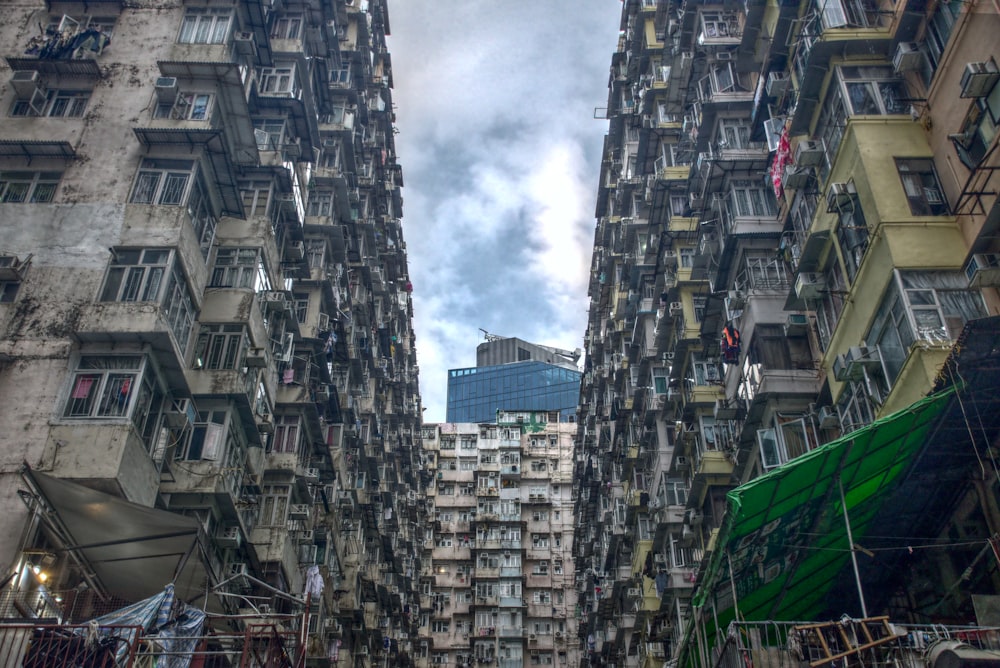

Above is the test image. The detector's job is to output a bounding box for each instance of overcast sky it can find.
[387,1,623,421]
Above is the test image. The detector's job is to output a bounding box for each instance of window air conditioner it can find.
[669,302,683,316]
[154,77,178,103]
[233,31,256,56]
[794,272,825,300]
[794,138,825,167]
[817,406,839,429]
[245,348,267,367]
[228,562,248,578]
[164,398,197,429]
[766,71,789,97]
[846,345,881,373]
[675,456,689,469]
[297,529,315,543]
[782,164,812,191]
[217,526,242,548]
[893,42,922,73]
[303,467,320,480]
[784,312,809,336]
[965,253,1000,287]
[0,255,27,281]
[961,61,1000,98]
[289,504,310,519]
[826,181,857,212]
[627,588,640,598]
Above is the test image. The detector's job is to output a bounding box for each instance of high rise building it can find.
[574,1,1000,667]
[447,337,583,423]
[0,0,427,664]
[421,411,580,668]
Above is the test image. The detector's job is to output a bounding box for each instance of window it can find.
[178,8,232,44]
[896,158,948,216]
[840,66,907,116]
[64,355,143,419]
[270,13,303,40]
[0,171,60,203]
[868,271,986,384]
[211,247,268,289]
[130,159,194,205]
[241,179,273,216]
[11,89,90,117]
[272,414,301,455]
[679,248,695,268]
[253,120,286,151]
[532,534,549,548]
[835,194,869,283]
[193,324,248,370]
[431,621,450,633]
[100,248,196,351]
[259,65,296,96]
[757,416,814,470]
[259,484,290,526]
[0,281,19,303]
[178,409,227,460]
[306,191,333,217]
[154,92,213,121]
[729,180,778,218]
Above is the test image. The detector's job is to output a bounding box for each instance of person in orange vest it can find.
[721,323,741,363]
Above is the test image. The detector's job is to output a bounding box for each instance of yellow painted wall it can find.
[821,120,966,400]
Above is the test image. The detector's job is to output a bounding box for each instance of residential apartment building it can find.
[420,412,580,668]
[575,1,1000,667]
[0,0,426,664]
[448,337,583,423]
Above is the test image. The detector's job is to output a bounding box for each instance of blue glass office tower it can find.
[446,361,582,423]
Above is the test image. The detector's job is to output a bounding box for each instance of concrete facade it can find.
[421,413,580,668]
[574,1,1000,667]
[0,0,427,664]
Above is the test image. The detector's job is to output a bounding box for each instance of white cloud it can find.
[387,1,622,420]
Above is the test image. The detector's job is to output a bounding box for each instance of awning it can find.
[0,140,76,162]
[21,470,220,610]
[683,388,956,663]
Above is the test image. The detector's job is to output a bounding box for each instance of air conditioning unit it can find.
[529,634,537,641]
[782,164,812,191]
[794,272,825,300]
[832,353,851,381]
[961,61,1000,98]
[0,255,27,281]
[555,631,563,639]
[784,313,809,336]
[233,31,257,56]
[245,348,267,367]
[817,406,839,429]
[303,467,320,480]
[289,504,310,519]
[261,290,288,308]
[228,562,248,578]
[675,456,689,469]
[669,302,683,316]
[154,76,178,103]
[287,240,305,260]
[965,253,1000,287]
[163,398,197,429]
[846,345,881,373]
[11,70,42,99]
[297,529,315,543]
[893,42,922,72]
[217,526,242,548]
[654,553,668,566]
[794,138,826,167]
[826,181,857,211]
[767,71,789,97]
[627,587,640,598]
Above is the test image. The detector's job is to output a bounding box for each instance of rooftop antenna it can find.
[479,328,504,343]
